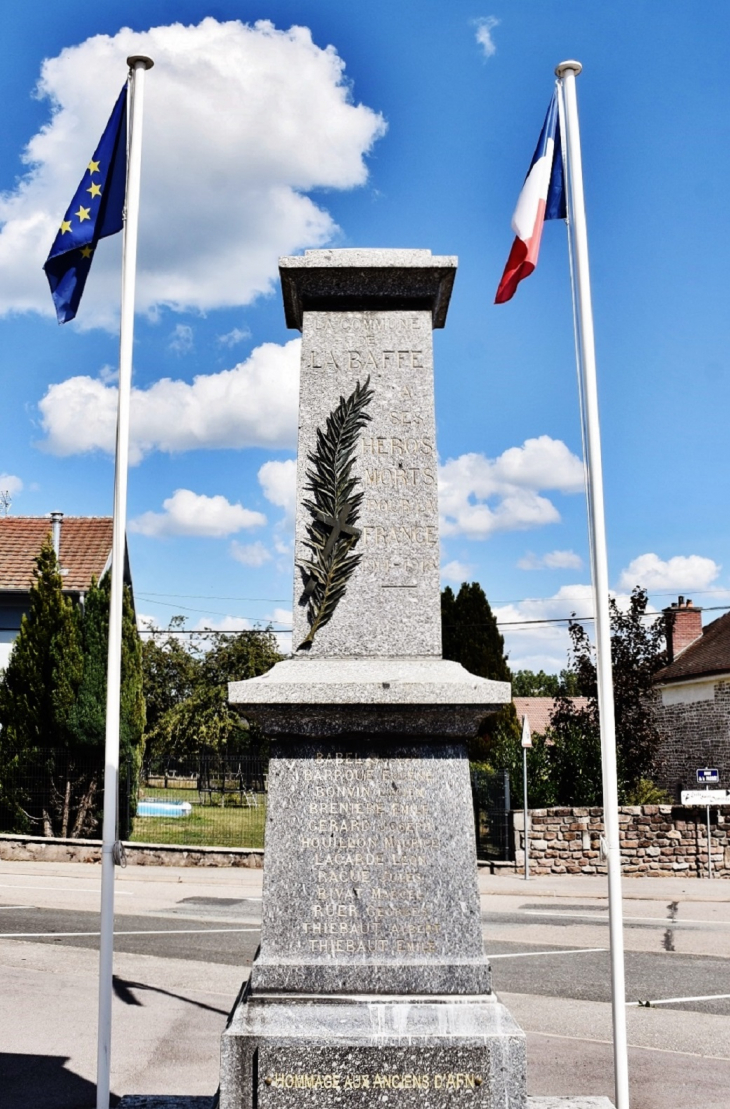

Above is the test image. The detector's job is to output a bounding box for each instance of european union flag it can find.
[44,85,128,324]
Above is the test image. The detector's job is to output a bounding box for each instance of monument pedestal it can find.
[219,721,525,1109]
[220,992,525,1109]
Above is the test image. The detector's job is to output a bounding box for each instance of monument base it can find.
[219,987,526,1109]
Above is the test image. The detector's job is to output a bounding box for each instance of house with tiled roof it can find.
[0,513,133,670]
[513,695,590,737]
[653,596,730,797]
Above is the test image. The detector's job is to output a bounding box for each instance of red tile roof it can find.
[0,517,113,592]
[654,610,730,684]
[513,696,590,735]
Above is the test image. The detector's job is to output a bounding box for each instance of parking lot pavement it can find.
[1,860,729,1107]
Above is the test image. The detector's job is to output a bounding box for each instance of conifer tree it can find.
[441,582,511,682]
[0,538,85,834]
[441,581,517,763]
[0,537,83,752]
[68,574,145,835]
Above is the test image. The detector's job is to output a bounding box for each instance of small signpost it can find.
[521,715,532,881]
[680,788,730,806]
[682,770,725,880]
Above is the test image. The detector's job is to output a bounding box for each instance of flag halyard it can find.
[43,84,128,324]
[495,90,566,304]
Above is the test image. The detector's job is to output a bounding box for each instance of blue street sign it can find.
[697,768,720,785]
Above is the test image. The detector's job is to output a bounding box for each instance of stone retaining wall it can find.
[0,833,264,868]
[512,805,730,877]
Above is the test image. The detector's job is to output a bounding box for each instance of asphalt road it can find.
[2,863,730,1108]
[1,890,729,1014]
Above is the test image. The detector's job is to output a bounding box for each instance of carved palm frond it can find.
[297,376,374,650]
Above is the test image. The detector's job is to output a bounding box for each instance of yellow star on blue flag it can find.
[44,85,127,323]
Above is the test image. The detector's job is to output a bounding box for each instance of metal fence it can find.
[471,767,513,861]
[0,746,108,840]
[134,755,267,848]
[1,749,507,858]
[0,749,268,849]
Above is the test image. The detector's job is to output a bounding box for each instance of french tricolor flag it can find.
[495,91,566,304]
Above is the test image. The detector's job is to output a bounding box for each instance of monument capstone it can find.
[219,248,524,1108]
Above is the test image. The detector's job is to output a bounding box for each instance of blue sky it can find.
[1,1,729,672]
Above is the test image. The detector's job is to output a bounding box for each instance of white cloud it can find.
[0,473,23,498]
[130,488,266,538]
[268,606,293,656]
[258,458,297,527]
[190,608,292,655]
[495,584,654,673]
[439,436,584,540]
[194,615,253,633]
[0,19,386,328]
[494,585,596,674]
[168,324,193,355]
[230,540,272,567]
[473,16,500,59]
[218,327,251,349]
[38,338,300,463]
[518,549,583,571]
[618,552,721,594]
[441,560,473,584]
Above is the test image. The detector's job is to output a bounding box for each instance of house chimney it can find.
[50,511,63,560]
[664,595,703,663]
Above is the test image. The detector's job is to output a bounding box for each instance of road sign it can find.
[681,789,730,806]
[521,714,532,749]
[697,768,720,785]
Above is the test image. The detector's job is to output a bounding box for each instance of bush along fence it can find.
[0,749,268,851]
[512,805,730,878]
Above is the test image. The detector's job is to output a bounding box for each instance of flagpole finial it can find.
[555,60,582,78]
[127,54,154,70]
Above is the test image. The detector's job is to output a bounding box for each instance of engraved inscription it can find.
[307,349,425,372]
[265,1072,483,1092]
[295,751,443,959]
[294,307,441,652]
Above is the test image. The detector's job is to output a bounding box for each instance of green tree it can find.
[68,577,108,748]
[140,617,200,741]
[142,626,282,769]
[0,538,85,835]
[487,725,558,808]
[441,582,511,682]
[512,668,582,696]
[441,581,515,763]
[0,538,83,752]
[548,586,668,803]
[67,574,146,829]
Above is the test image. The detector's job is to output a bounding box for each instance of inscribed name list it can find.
[258,745,484,966]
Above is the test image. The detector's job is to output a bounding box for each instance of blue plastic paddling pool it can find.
[137,801,193,818]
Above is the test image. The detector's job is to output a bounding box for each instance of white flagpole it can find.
[96,53,153,1109]
[555,60,630,1109]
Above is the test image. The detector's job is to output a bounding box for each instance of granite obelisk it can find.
[219,249,525,1109]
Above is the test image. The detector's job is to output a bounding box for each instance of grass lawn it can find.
[128,785,267,848]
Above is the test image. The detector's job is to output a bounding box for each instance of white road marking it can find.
[527,1029,730,1060]
[489,947,607,959]
[627,993,730,1007]
[0,906,26,910]
[0,883,133,896]
[522,909,726,927]
[0,926,260,938]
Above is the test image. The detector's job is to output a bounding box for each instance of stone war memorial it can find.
[219,249,612,1109]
